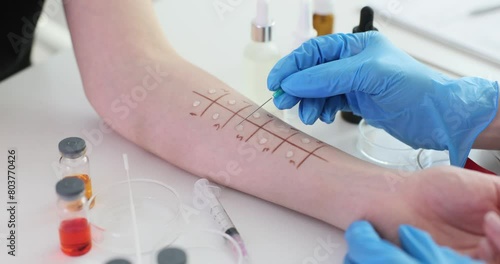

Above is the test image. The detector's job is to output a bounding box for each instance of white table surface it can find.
[1,0,500,263]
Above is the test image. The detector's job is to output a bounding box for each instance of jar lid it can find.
[56,177,84,199]
[58,137,86,158]
[105,259,132,264]
[157,247,187,264]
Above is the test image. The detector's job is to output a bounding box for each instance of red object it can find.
[59,218,91,256]
[464,158,497,175]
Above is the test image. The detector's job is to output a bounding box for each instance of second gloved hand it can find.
[267,32,499,166]
[344,221,484,264]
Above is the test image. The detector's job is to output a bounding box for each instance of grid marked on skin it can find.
[245,119,274,143]
[297,146,326,168]
[272,133,299,153]
[200,93,230,117]
[192,91,329,166]
[222,105,252,129]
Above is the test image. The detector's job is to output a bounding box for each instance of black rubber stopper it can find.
[341,6,378,124]
[56,177,84,199]
[157,247,187,264]
[353,6,378,33]
[106,259,132,264]
[58,137,86,158]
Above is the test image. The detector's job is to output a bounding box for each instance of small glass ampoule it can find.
[58,137,94,208]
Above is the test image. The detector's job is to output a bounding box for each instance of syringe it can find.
[194,179,249,260]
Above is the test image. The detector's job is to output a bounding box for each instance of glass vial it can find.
[243,0,281,115]
[58,137,94,208]
[313,0,335,36]
[56,177,92,256]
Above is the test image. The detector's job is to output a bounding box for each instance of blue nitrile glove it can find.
[344,221,484,264]
[267,32,499,167]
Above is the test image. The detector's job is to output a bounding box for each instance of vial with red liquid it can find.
[56,177,92,256]
[58,137,94,208]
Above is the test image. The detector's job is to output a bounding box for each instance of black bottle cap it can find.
[341,6,377,124]
[353,6,378,33]
[341,112,363,124]
[59,137,86,158]
[56,177,85,199]
[157,247,187,264]
[105,259,132,264]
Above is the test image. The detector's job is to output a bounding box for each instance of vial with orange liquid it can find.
[313,0,335,36]
[56,177,92,256]
[58,137,94,208]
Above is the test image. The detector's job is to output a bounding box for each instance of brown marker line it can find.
[195,92,229,117]
[297,145,327,168]
[245,119,274,142]
[222,105,252,129]
[272,133,299,153]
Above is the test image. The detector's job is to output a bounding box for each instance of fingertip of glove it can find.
[398,225,412,237]
[320,110,336,124]
[299,108,318,125]
[266,76,280,92]
[273,94,300,110]
[345,220,375,240]
[399,224,433,244]
[320,116,334,124]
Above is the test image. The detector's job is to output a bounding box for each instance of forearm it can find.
[63,0,395,230]
[474,95,500,149]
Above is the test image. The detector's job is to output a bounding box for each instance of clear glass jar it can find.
[58,137,94,207]
[56,177,92,256]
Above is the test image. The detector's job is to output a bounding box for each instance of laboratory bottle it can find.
[56,177,92,256]
[243,0,281,114]
[58,137,94,208]
[341,6,378,124]
[313,0,335,36]
[284,0,318,122]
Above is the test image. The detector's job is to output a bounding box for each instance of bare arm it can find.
[63,0,395,230]
[474,96,500,149]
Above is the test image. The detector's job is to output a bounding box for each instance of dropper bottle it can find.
[243,0,281,113]
[313,0,335,36]
[285,0,318,122]
[341,6,378,124]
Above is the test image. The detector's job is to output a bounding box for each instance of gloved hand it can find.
[344,221,484,264]
[267,32,499,166]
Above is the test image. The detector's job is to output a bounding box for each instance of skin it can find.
[62,0,500,262]
[475,109,500,149]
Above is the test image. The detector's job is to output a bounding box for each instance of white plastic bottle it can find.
[284,0,318,122]
[243,0,281,114]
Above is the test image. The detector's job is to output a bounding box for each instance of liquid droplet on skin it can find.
[253,112,261,119]
[277,125,290,133]
[228,100,236,105]
[301,138,311,144]
[193,101,200,107]
[208,89,216,94]
[235,124,244,131]
[259,138,268,145]
[212,113,220,120]
[286,151,294,158]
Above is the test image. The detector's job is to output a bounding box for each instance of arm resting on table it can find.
[63,0,398,230]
